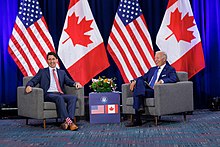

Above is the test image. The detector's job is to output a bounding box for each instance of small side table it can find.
[89,92,120,124]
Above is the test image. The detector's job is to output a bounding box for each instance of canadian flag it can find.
[58,0,109,85]
[156,0,205,79]
[105,104,119,114]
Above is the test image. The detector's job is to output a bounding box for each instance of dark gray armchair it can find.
[122,71,193,125]
[17,76,84,128]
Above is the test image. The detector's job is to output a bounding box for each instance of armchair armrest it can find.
[122,83,133,97]
[122,83,135,114]
[154,81,193,116]
[122,83,133,101]
[17,86,44,119]
[65,86,85,116]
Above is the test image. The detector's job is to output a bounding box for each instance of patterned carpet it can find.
[0,109,220,147]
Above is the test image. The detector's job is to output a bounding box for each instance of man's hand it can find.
[155,80,163,85]
[129,81,136,91]
[75,82,82,89]
[25,86,32,93]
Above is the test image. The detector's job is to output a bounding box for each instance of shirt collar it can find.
[49,67,56,72]
[159,64,166,71]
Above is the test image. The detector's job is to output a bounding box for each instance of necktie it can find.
[52,69,63,94]
[149,67,159,88]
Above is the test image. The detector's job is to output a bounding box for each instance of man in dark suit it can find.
[25,52,82,131]
[126,51,178,127]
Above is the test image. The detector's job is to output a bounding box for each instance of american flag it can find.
[8,0,56,76]
[91,105,105,114]
[107,0,155,83]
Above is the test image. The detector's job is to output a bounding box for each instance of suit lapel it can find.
[159,64,168,79]
[148,67,158,83]
[56,68,62,84]
[45,68,50,80]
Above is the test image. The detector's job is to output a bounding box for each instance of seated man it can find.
[25,52,82,131]
[126,51,179,127]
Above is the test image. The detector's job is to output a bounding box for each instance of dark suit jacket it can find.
[26,68,75,95]
[134,62,179,96]
[140,62,179,84]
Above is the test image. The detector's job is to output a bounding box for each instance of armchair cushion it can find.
[126,97,155,107]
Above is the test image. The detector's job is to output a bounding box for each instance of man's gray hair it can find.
[156,51,167,60]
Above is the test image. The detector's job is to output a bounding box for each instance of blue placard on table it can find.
[89,92,120,124]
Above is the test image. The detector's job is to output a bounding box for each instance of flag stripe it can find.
[8,46,28,76]
[8,39,32,76]
[13,22,42,73]
[113,19,139,78]
[68,0,80,9]
[130,19,154,70]
[36,19,54,53]
[107,43,129,82]
[27,25,47,66]
[108,2,155,83]
[115,104,118,113]
[34,18,54,57]
[167,0,178,9]
[128,21,152,74]
[172,42,205,78]
[10,31,36,75]
[126,24,145,75]
[108,29,134,80]
[136,16,155,62]
[115,105,118,113]
[114,15,146,77]
[8,0,56,76]
[15,18,48,69]
[105,105,108,114]
[91,105,105,114]
[66,43,109,85]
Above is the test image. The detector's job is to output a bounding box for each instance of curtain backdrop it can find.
[1,0,220,109]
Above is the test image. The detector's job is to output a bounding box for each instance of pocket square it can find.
[161,75,166,77]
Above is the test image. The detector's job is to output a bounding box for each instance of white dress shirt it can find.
[47,67,59,92]
[155,64,166,83]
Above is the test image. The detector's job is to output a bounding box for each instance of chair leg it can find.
[158,116,161,120]
[43,119,46,129]
[26,118,28,125]
[130,114,133,122]
[183,112,187,122]
[155,116,158,126]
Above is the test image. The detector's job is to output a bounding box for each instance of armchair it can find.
[122,71,193,125]
[17,76,84,128]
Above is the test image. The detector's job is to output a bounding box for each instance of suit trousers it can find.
[133,78,154,110]
[45,93,77,121]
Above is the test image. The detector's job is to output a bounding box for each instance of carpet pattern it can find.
[0,110,220,147]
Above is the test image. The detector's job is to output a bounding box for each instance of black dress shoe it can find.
[125,120,142,127]
[138,107,145,114]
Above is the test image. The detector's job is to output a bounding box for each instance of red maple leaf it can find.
[62,12,93,47]
[166,8,196,43]
[109,107,114,111]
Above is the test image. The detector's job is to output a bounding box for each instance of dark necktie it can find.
[52,69,63,94]
[149,67,159,88]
